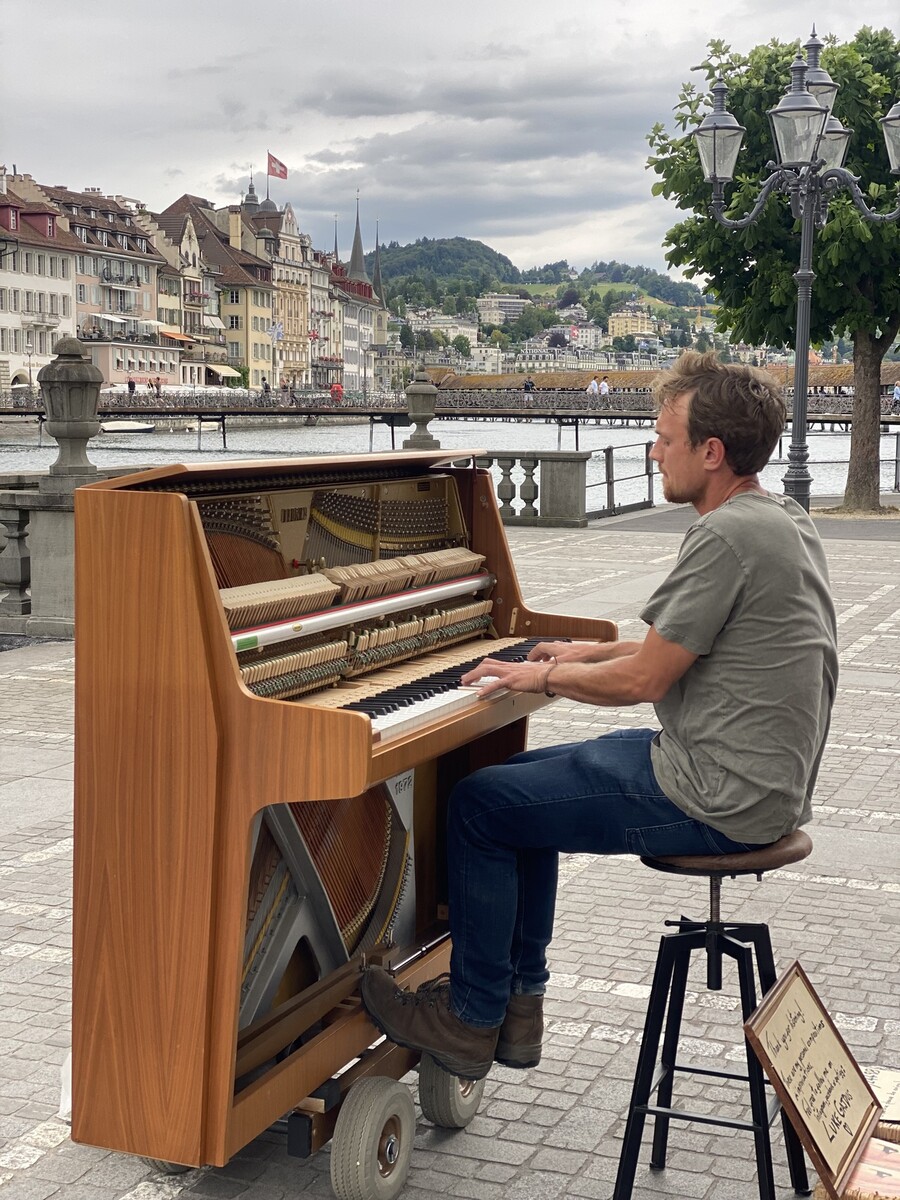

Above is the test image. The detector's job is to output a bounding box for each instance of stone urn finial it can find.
[403,363,441,450]
[37,337,103,477]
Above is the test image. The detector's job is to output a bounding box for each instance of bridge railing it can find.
[472,442,656,527]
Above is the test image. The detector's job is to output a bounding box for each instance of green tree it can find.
[490,329,510,351]
[451,334,471,357]
[613,335,637,353]
[647,27,900,510]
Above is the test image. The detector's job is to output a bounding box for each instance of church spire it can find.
[333,214,340,265]
[372,219,385,305]
[348,194,370,284]
[243,172,259,215]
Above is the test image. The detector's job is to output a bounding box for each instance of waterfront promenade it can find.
[0,504,898,1200]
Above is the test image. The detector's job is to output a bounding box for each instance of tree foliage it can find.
[647,27,900,508]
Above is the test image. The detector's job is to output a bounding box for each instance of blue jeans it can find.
[447,728,767,1027]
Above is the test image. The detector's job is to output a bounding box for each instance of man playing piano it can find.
[361,352,839,1082]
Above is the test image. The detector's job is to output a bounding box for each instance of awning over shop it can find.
[208,364,242,378]
[98,313,127,323]
[160,328,194,342]
[203,315,226,330]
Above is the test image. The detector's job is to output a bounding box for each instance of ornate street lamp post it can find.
[25,340,34,394]
[694,29,900,511]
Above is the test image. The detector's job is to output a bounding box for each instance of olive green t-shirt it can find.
[640,492,838,843]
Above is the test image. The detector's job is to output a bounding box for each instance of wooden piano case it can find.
[72,452,616,1169]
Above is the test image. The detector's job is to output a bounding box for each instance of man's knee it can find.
[449,765,507,825]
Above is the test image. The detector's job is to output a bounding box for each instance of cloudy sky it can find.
[3,1,898,274]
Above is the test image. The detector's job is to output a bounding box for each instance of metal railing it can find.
[587,441,655,518]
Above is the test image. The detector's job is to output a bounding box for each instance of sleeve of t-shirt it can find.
[639,526,746,656]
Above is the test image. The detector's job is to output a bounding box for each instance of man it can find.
[586,375,600,397]
[892,381,900,413]
[599,375,610,397]
[361,352,838,1082]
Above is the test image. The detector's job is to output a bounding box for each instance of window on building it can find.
[136,237,147,252]
[62,295,70,316]
[9,289,19,311]
[229,289,240,304]
[228,315,242,330]
[49,294,59,315]
[0,289,5,310]
[36,255,46,275]
[24,291,34,312]
[0,329,6,352]
[227,341,240,358]
[23,252,32,273]
[77,284,86,303]
[12,329,21,353]
[38,332,47,354]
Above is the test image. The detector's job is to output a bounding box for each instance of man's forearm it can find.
[544,655,656,707]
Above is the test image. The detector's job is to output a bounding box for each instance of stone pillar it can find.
[25,338,104,636]
[402,365,441,450]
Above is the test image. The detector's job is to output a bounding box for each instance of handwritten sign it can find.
[745,962,882,1199]
[864,1067,900,1124]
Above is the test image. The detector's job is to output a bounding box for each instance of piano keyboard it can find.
[298,637,555,741]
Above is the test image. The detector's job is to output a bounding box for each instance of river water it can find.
[1,415,898,507]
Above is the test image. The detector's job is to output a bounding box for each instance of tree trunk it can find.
[842,329,892,511]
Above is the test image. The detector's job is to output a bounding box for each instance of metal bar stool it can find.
[613,829,814,1200]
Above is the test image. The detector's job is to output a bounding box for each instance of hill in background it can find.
[364,238,704,309]
[365,237,520,286]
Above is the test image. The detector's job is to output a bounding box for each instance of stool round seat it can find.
[640,828,813,878]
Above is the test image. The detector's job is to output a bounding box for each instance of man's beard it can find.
[661,476,703,505]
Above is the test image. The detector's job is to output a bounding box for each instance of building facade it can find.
[9,175,175,388]
[0,173,78,390]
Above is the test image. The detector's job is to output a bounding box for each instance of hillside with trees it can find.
[364,237,704,313]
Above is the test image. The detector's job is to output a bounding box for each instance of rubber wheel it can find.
[417,1053,484,1128]
[330,1076,416,1200]
[141,1158,191,1174]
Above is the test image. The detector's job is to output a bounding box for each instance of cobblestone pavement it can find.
[0,510,898,1200]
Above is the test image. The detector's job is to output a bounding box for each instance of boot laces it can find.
[399,972,452,1008]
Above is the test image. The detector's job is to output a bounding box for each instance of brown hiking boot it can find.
[360,967,499,1081]
[495,993,543,1068]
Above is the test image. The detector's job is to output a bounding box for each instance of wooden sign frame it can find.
[744,961,882,1200]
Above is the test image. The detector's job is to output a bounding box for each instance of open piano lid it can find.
[80,450,489,493]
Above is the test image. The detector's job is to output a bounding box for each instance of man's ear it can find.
[703,437,728,470]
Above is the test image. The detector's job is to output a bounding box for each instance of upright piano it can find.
[72,451,616,1169]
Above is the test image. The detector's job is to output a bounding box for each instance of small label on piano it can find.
[236,635,259,651]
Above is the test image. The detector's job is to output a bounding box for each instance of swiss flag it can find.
[267,152,287,179]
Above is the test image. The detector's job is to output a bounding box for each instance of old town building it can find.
[9,174,174,389]
[160,192,274,389]
[0,170,78,391]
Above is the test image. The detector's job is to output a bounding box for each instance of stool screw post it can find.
[709,876,721,923]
